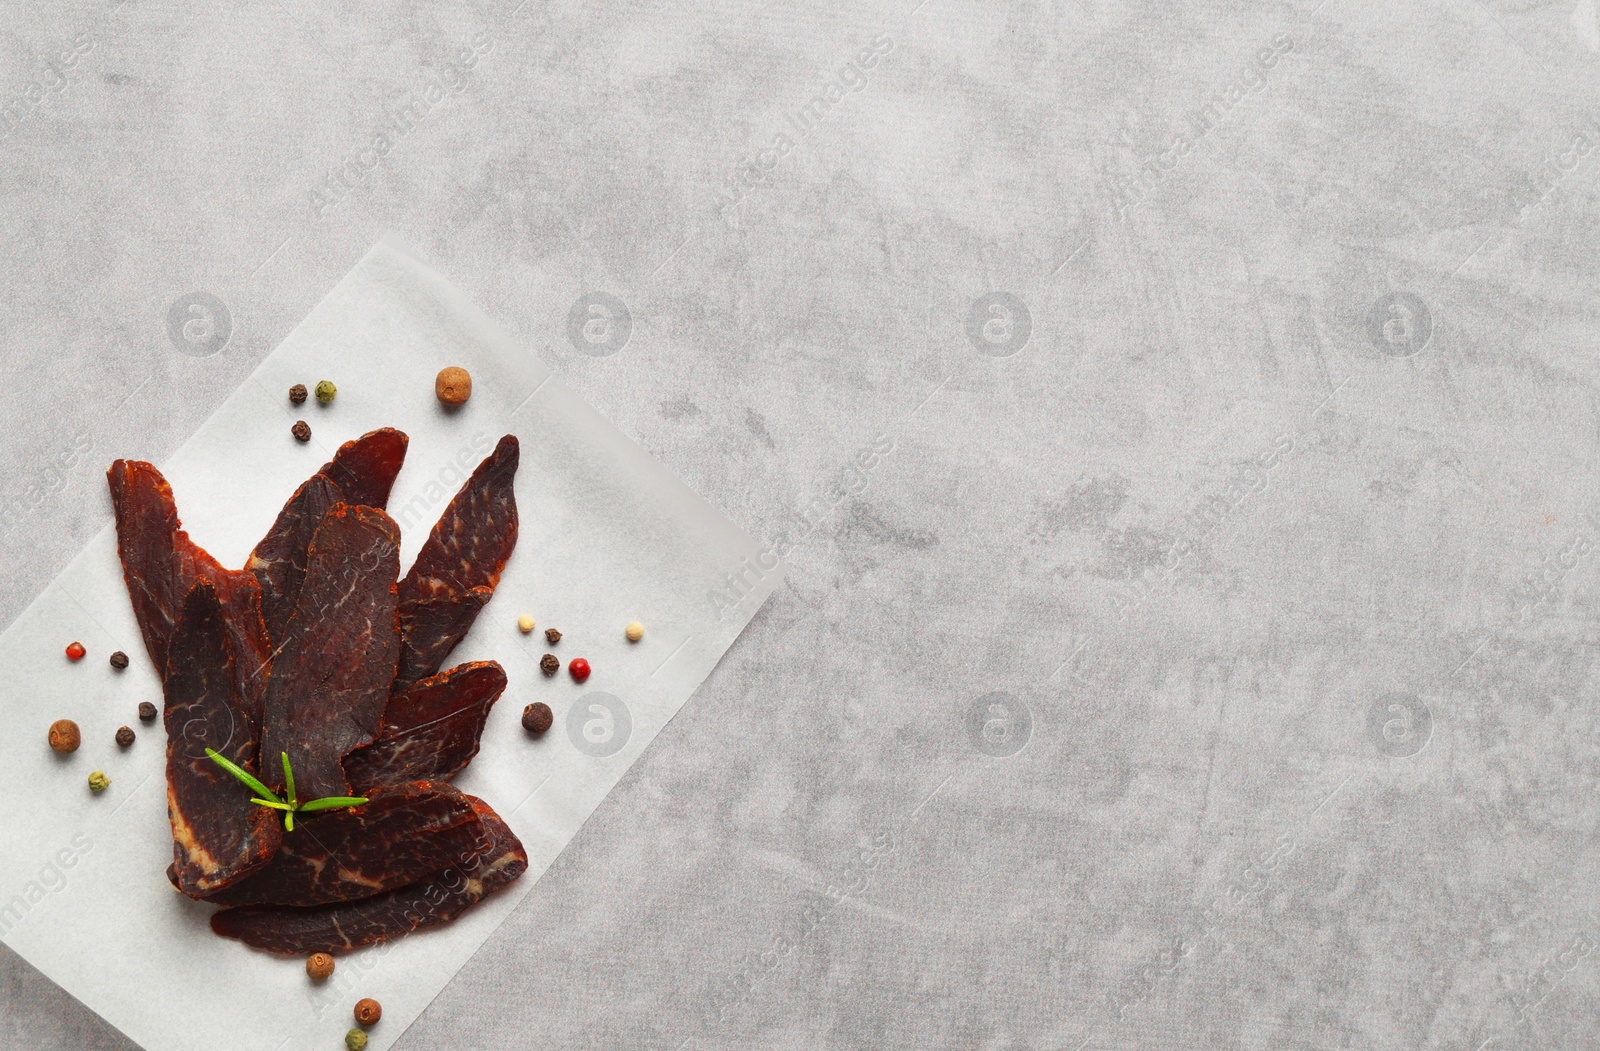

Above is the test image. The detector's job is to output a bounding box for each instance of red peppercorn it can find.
[568,658,591,683]
[65,641,86,662]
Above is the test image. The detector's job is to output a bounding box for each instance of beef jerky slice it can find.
[247,428,408,647]
[259,504,402,801]
[210,798,528,954]
[203,781,481,906]
[107,461,271,716]
[165,581,281,897]
[392,435,519,695]
[344,661,508,793]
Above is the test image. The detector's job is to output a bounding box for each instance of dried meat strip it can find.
[344,661,508,793]
[210,798,528,955]
[203,781,481,907]
[392,435,519,695]
[247,428,408,647]
[259,504,402,801]
[107,461,271,715]
[165,581,281,897]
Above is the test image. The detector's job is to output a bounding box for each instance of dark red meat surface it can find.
[344,661,508,793]
[259,503,402,801]
[164,582,282,897]
[209,798,528,954]
[392,436,519,695]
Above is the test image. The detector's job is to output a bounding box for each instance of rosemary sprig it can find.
[204,748,367,832]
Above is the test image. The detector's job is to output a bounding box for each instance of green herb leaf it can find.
[297,796,369,812]
[285,810,294,833]
[204,749,282,804]
[280,751,297,808]
[248,798,295,811]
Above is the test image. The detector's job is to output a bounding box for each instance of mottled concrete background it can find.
[4,0,1600,1048]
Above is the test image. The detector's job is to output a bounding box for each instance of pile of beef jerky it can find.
[107,428,529,955]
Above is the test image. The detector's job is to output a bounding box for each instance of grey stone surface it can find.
[4,0,1600,1048]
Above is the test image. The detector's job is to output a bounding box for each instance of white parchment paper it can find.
[0,235,782,1051]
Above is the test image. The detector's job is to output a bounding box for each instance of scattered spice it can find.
[569,658,591,683]
[65,641,86,662]
[48,719,81,754]
[345,1029,369,1051]
[521,702,553,735]
[540,653,559,676]
[289,383,308,405]
[292,420,312,443]
[87,771,110,793]
[517,614,536,634]
[544,627,561,644]
[109,649,130,670]
[138,701,158,723]
[116,725,136,748]
[625,621,644,642]
[306,952,335,981]
[435,366,472,407]
[314,380,337,403]
[354,998,382,1026]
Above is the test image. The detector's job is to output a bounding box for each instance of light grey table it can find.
[4,1,1599,1048]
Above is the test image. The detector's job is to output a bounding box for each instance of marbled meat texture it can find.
[107,460,271,718]
[259,503,402,801]
[392,435,519,695]
[209,797,528,954]
[165,581,282,897]
[344,661,508,793]
[203,781,481,906]
[248,428,408,648]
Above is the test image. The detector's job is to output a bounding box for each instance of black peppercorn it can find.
[292,420,311,442]
[289,383,308,405]
[521,702,553,735]
[540,653,559,676]
[544,628,561,644]
[138,701,158,723]
[115,726,135,748]
[109,650,129,670]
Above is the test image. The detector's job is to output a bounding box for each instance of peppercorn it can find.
[289,382,308,405]
[115,725,135,748]
[315,380,337,403]
[569,658,591,683]
[518,614,536,634]
[292,420,311,442]
[49,719,81,754]
[625,621,644,642]
[65,641,86,662]
[87,771,110,793]
[306,952,335,981]
[109,649,130,670]
[540,653,559,676]
[138,701,158,723]
[521,702,553,735]
[544,628,561,644]
[354,998,382,1026]
[345,1029,368,1051]
[435,366,472,407]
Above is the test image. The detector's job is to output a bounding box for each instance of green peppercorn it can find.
[88,771,110,793]
[345,1028,368,1050]
[314,380,337,404]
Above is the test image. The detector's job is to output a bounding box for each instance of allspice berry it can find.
[625,621,644,642]
[138,701,158,723]
[314,380,337,403]
[306,952,335,981]
[291,420,312,442]
[539,653,559,676]
[435,366,472,407]
[522,702,553,735]
[354,998,382,1026]
[109,650,130,670]
[115,726,135,748]
[289,383,308,405]
[544,627,561,644]
[48,719,81,754]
